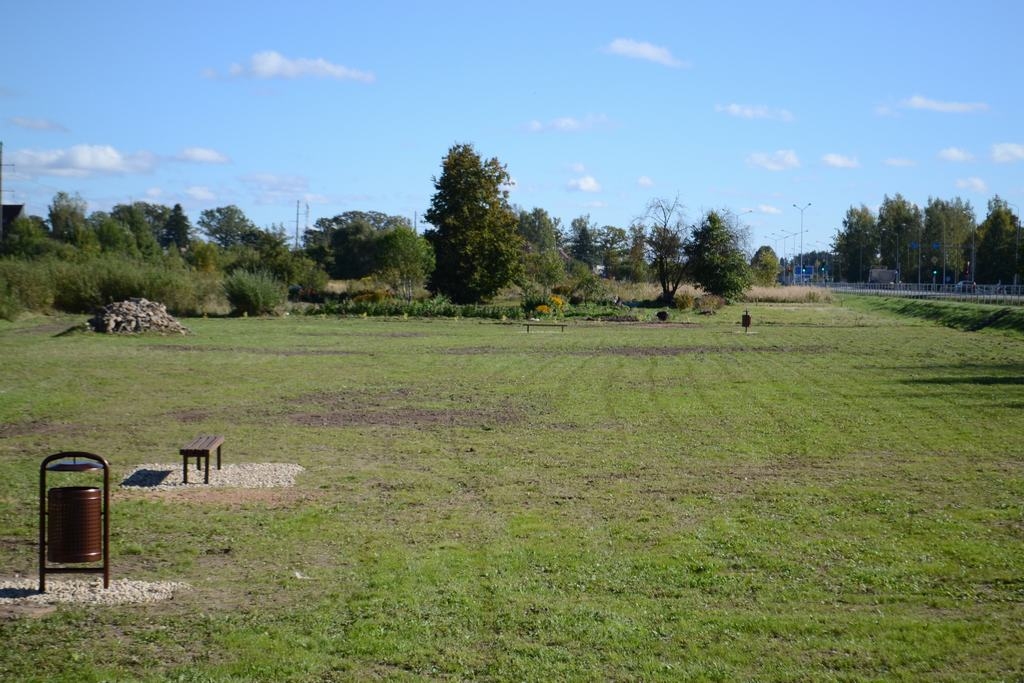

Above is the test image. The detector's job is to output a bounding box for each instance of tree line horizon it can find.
[3,143,1021,306]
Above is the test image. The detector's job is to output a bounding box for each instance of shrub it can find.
[673,290,695,311]
[352,290,389,303]
[51,259,104,312]
[695,294,726,313]
[0,281,20,320]
[0,259,56,313]
[223,270,286,316]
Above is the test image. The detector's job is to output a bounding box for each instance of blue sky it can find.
[3,0,1022,256]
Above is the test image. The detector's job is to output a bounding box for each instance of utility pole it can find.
[0,142,16,243]
[793,202,811,284]
[295,200,300,250]
[1010,203,1020,288]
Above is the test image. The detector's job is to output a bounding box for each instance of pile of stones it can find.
[88,298,190,335]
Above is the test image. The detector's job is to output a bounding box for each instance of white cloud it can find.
[569,162,587,174]
[568,175,602,193]
[185,186,216,202]
[9,116,68,132]
[216,50,374,83]
[902,95,988,113]
[938,147,973,162]
[956,177,988,193]
[241,173,312,205]
[823,153,860,169]
[606,38,688,68]
[746,150,800,172]
[884,158,916,167]
[715,104,794,122]
[992,143,1024,163]
[178,147,230,164]
[637,175,654,187]
[758,204,782,215]
[12,144,155,177]
[525,114,610,133]
[145,187,163,199]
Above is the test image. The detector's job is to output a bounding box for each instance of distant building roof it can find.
[1,204,25,233]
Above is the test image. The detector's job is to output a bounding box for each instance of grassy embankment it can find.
[0,300,1021,681]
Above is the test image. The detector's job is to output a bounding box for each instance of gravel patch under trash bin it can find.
[0,577,189,606]
[121,462,305,490]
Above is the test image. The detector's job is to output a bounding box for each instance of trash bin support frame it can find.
[39,452,110,592]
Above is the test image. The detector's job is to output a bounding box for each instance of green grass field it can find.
[1,299,1022,681]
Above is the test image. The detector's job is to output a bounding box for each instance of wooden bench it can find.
[524,322,566,333]
[179,435,224,484]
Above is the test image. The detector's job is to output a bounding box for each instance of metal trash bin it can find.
[39,452,110,591]
[47,487,103,563]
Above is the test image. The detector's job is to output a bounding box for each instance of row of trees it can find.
[416,143,753,303]
[832,194,1021,284]
[290,144,755,304]
[1,193,327,293]
[3,143,766,310]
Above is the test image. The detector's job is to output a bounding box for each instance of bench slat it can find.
[180,435,224,454]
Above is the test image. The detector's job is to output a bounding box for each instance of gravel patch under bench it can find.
[0,578,189,606]
[121,463,305,490]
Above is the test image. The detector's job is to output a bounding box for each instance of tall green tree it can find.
[924,197,975,284]
[597,225,629,279]
[877,194,923,281]
[832,205,877,282]
[567,214,598,267]
[198,205,259,248]
[112,203,161,258]
[48,191,87,243]
[643,198,688,302]
[627,224,648,282]
[749,245,780,286]
[1,215,59,258]
[975,196,1016,283]
[423,143,523,303]
[304,211,410,279]
[684,209,751,299]
[516,207,560,254]
[91,212,138,255]
[376,226,435,301]
[162,204,193,249]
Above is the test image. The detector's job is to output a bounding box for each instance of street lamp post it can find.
[793,202,811,284]
[921,223,929,286]
[1010,203,1020,289]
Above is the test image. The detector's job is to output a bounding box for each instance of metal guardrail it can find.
[824,282,1024,306]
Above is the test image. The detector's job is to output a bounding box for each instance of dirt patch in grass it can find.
[290,406,522,428]
[292,388,418,406]
[0,420,84,438]
[165,408,213,423]
[442,346,507,355]
[147,345,369,357]
[284,387,527,428]
[577,344,834,356]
